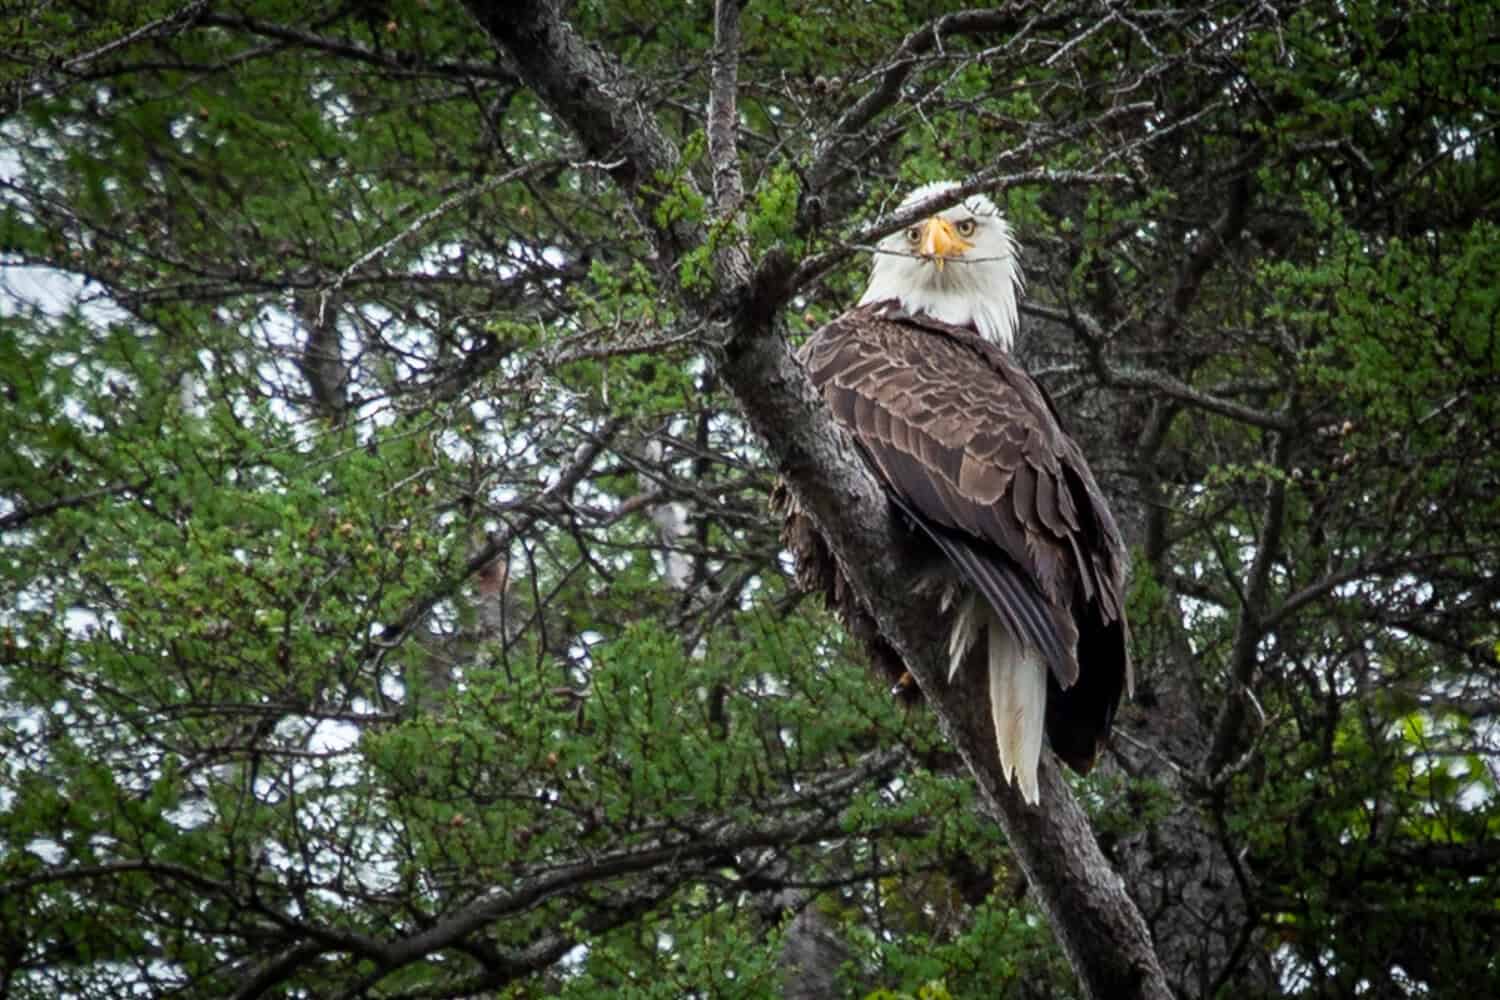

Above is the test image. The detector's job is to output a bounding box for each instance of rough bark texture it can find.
[464,0,697,265]
[779,906,855,1000]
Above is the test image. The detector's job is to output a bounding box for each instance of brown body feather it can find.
[797,300,1132,774]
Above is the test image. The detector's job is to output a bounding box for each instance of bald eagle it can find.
[793,181,1132,804]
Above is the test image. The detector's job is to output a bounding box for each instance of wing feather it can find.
[888,491,1072,685]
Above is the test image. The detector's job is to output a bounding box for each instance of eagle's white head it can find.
[858,180,1022,350]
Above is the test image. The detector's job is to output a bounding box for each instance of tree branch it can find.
[364,416,627,660]
[193,11,519,83]
[802,5,1076,204]
[707,0,752,289]
[0,480,149,531]
[1148,166,1255,342]
[1029,301,1304,433]
[1206,427,1292,777]
[463,0,700,263]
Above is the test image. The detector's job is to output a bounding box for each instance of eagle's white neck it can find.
[859,261,1020,350]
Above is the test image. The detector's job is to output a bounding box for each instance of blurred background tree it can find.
[2,1,1496,997]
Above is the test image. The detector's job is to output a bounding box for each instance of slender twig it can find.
[320,161,550,325]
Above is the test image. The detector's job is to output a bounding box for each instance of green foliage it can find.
[748,165,802,253]
[3,0,1499,996]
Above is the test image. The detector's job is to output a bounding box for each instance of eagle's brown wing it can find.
[800,301,1131,770]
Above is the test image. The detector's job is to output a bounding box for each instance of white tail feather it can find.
[947,593,981,682]
[988,622,1046,804]
[947,599,1049,803]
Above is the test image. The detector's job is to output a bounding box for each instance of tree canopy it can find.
[2,1,1497,997]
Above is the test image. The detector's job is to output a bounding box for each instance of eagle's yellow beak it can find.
[921,217,973,271]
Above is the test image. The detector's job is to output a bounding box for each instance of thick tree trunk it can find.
[780,906,854,1000]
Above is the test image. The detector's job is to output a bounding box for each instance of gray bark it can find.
[780,906,854,1000]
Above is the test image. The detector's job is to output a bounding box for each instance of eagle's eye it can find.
[904,226,922,245]
[955,218,977,237]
